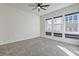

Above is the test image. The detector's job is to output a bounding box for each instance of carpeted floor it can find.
[0,37,79,56]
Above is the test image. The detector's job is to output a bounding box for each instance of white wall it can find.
[0,4,40,45]
[40,3,79,45]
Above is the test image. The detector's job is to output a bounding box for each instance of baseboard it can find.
[0,35,40,45]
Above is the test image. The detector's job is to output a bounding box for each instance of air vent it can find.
[65,34,79,39]
[46,32,52,35]
[54,33,62,37]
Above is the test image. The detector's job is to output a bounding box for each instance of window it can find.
[65,14,79,32]
[65,12,79,39]
[53,16,63,33]
[44,12,79,39]
[46,20,52,32]
[45,18,52,35]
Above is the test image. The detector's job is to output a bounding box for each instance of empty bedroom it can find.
[0,3,79,56]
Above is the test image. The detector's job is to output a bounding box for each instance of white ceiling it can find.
[5,3,73,16]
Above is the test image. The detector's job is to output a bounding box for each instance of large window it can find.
[45,18,52,35]
[65,12,79,39]
[65,13,79,32]
[53,16,63,33]
[45,12,79,39]
[46,20,52,32]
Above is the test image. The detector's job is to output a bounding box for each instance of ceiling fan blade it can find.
[41,7,46,10]
[32,7,37,10]
[40,5,50,7]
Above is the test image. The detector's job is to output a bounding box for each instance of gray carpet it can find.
[0,37,79,56]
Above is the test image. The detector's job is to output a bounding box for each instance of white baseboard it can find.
[0,35,40,45]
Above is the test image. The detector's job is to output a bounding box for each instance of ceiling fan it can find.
[28,3,50,12]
